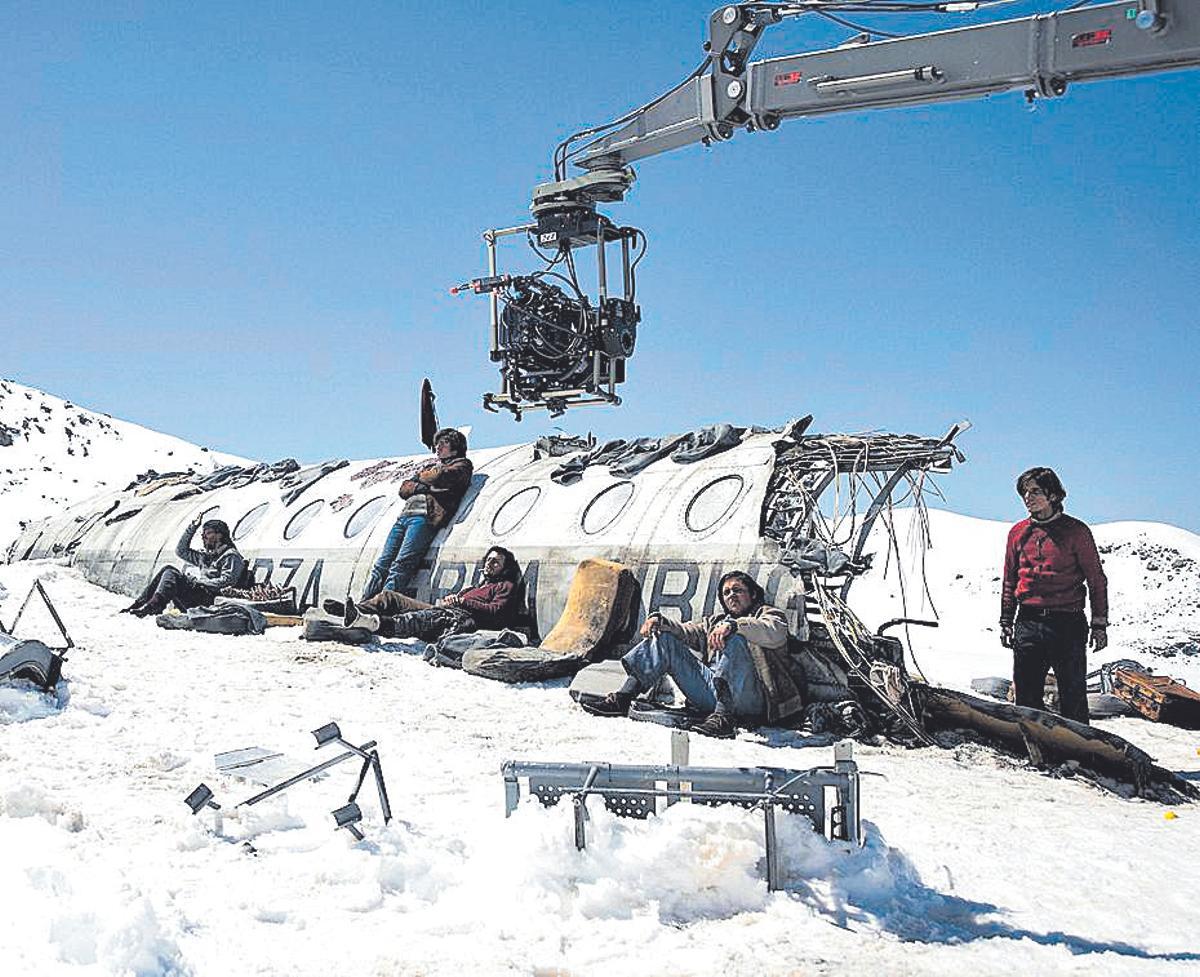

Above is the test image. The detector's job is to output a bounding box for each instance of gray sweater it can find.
[176,524,247,592]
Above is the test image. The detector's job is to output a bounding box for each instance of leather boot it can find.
[691,678,737,739]
[131,594,168,618]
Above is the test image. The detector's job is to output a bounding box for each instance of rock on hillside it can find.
[0,378,251,549]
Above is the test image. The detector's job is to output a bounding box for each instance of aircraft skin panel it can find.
[8,435,806,633]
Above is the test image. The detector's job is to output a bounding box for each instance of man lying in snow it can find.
[324,546,521,642]
[581,570,803,738]
[122,518,247,617]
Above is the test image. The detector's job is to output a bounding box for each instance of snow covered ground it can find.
[2,532,1200,977]
[2,381,1200,976]
[0,379,250,552]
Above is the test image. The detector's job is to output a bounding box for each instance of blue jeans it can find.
[362,514,437,600]
[621,631,767,720]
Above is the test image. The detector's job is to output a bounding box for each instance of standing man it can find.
[362,428,473,600]
[581,571,803,738]
[999,467,1108,723]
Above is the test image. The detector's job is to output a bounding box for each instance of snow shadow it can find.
[0,678,69,724]
[751,726,840,751]
[362,636,430,657]
[779,819,1200,961]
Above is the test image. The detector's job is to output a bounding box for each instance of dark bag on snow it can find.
[426,629,526,669]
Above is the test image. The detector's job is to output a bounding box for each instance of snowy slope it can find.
[1,557,1199,977]
[0,379,251,551]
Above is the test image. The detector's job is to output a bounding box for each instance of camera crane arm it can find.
[538,0,1200,208]
[471,2,1199,419]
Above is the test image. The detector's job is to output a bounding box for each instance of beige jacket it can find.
[660,603,803,723]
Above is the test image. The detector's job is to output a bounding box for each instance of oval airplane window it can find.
[685,475,745,533]
[344,496,389,539]
[581,482,635,535]
[234,503,271,541]
[492,486,541,536]
[283,499,324,540]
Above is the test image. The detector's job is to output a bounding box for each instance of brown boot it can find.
[579,692,633,718]
[690,711,736,739]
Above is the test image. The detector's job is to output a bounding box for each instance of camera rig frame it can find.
[461,177,643,419]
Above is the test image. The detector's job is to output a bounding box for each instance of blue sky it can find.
[4,1,1198,531]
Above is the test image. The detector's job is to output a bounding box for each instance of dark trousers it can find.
[133,566,218,612]
[1012,610,1089,724]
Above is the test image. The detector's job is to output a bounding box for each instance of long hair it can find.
[1016,467,1066,511]
[484,545,520,583]
[717,570,764,615]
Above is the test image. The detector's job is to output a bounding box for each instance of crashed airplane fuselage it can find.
[4,424,962,638]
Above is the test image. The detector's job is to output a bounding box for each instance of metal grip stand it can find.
[503,737,862,892]
[184,722,392,841]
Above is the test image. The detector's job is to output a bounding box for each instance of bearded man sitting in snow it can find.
[122,517,248,617]
[581,571,803,739]
[323,545,521,643]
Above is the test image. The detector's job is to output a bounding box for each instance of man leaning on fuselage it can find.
[328,546,521,642]
[362,428,473,600]
[582,571,803,738]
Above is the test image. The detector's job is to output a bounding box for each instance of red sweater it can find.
[457,579,518,629]
[1000,513,1108,627]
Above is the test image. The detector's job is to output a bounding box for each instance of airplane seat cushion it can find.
[300,609,373,644]
[462,644,588,683]
[455,559,637,683]
[537,558,638,660]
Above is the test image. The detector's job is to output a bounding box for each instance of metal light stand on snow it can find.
[0,580,75,690]
[2,579,75,652]
[184,722,392,840]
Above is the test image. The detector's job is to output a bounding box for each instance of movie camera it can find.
[453,169,644,419]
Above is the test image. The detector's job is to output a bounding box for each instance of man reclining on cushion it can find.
[582,570,802,738]
[324,546,521,642]
[123,518,247,617]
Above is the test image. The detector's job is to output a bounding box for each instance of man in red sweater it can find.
[1000,467,1109,723]
[328,546,521,640]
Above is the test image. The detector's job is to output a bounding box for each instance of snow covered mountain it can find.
[0,379,251,550]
